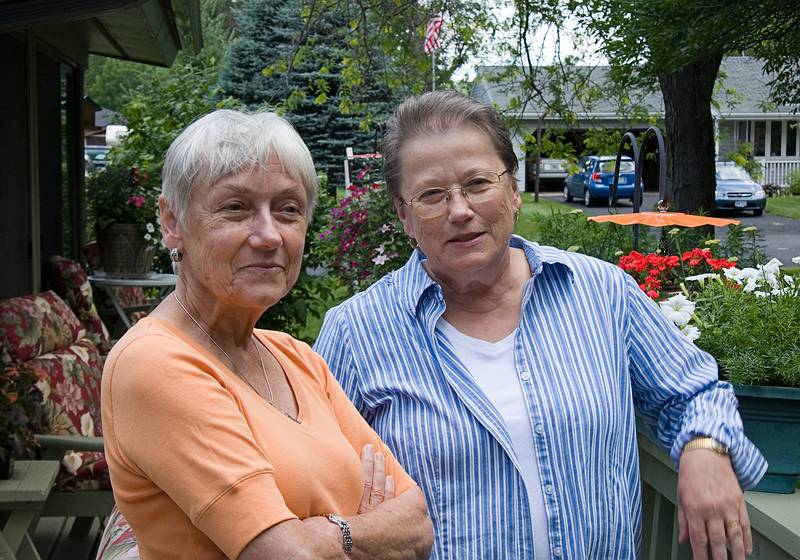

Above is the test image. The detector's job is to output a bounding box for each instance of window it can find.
[788,122,798,157]
[754,122,766,156]
[736,121,749,143]
[770,121,782,156]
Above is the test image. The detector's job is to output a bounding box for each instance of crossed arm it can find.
[239,446,433,560]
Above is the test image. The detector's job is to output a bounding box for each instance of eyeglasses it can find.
[400,170,510,219]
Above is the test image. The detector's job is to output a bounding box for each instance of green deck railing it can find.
[638,432,800,559]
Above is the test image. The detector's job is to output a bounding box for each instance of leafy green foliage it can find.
[727,143,763,182]
[0,364,46,457]
[84,0,236,112]
[787,169,800,197]
[692,280,800,387]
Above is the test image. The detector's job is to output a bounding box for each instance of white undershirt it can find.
[437,318,550,559]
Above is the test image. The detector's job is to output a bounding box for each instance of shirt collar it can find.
[394,235,576,317]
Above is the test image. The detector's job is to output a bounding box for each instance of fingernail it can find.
[363,444,373,456]
[376,452,384,462]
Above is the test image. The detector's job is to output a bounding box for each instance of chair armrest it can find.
[35,434,105,453]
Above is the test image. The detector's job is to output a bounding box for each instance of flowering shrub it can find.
[618,248,736,299]
[86,163,161,247]
[315,169,411,292]
[658,257,800,387]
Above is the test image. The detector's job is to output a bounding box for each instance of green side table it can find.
[0,461,59,560]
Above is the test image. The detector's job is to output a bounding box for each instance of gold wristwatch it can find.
[683,436,729,456]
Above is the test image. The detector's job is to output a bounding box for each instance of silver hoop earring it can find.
[169,248,183,263]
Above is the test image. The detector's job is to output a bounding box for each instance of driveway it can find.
[537,191,800,262]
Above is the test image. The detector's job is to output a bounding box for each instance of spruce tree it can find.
[221,0,395,186]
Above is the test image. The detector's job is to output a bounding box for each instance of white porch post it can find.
[512,134,526,192]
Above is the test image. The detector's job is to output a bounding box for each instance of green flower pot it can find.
[733,384,800,494]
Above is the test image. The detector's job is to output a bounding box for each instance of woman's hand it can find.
[358,444,395,513]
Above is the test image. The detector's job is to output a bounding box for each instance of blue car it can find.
[715,162,766,216]
[563,156,640,206]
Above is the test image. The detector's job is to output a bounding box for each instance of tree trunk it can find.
[658,53,723,214]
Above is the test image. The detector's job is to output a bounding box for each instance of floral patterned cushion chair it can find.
[47,255,113,354]
[0,291,113,524]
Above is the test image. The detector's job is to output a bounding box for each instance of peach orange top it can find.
[101,317,415,559]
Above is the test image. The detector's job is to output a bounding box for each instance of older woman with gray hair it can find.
[314,91,767,560]
[101,109,432,560]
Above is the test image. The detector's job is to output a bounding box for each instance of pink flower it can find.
[128,195,146,208]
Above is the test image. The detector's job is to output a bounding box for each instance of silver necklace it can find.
[173,293,274,403]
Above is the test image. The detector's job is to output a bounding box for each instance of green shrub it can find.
[786,169,800,196]
[692,270,800,387]
[535,209,656,262]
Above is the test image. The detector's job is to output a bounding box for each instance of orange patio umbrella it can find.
[594,128,740,249]
[588,211,739,228]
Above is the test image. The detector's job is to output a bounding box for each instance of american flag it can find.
[423,14,443,54]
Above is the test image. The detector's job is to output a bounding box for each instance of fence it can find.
[760,159,800,187]
[638,431,800,559]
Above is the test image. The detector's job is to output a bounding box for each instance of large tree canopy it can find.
[300,0,800,213]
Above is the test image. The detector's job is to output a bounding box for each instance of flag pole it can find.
[432,49,436,91]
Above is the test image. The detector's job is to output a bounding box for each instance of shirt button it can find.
[535,423,544,434]
[545,485,555,495]
[553,547,562,557]
[520,371,531,381]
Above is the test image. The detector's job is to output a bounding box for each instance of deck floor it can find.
[32,517,103,560]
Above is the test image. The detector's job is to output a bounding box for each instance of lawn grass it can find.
[514,192,572,241]
[766,195,800,220]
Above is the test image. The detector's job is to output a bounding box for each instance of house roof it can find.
[0,0,202,66]
[472,57,799,121]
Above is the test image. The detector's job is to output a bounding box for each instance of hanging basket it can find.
[96,223,156,278]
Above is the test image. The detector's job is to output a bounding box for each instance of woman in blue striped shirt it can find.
[315,91,766,559]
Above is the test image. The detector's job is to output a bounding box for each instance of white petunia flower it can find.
[684,273,719,283]
[792,256,800,265]
[723,267,743,283]
[372,254,389,265]
[761,258,783,275]
[659,294,695,326]
[681,324,701,341]
[146,222,155,233]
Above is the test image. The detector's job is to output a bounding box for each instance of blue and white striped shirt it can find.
[314,236,767,559]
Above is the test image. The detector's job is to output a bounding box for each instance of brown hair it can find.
[381,90,518,204]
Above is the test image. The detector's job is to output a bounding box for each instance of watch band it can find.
[323,514,353,552]
[683,436,729,456]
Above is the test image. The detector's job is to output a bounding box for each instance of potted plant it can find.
[0,364,47,479]
[86,163,161,277]
[662,257,800,493]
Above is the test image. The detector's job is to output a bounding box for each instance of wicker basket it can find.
[96,223,156,277]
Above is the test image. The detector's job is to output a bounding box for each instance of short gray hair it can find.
[161,109,318,222]
[381,91,518,203]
